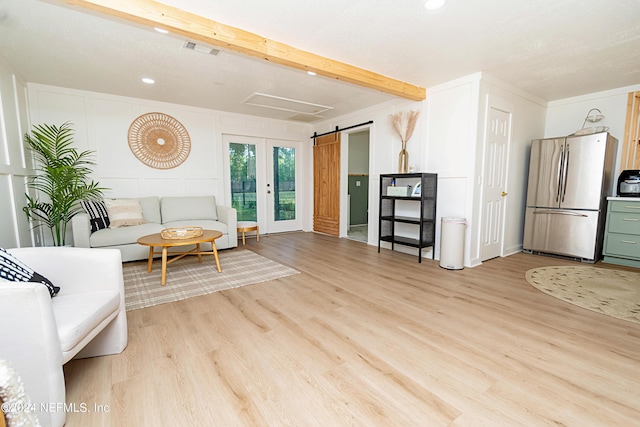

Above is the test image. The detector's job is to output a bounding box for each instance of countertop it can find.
[607,196,640,201]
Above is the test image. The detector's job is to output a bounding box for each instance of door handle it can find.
[556,145,565,202]
[532,210,588,217]
[501,191,508,197]
[562,146,570,202]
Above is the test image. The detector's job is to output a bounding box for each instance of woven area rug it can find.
[525,266,640,324]
[123,250,299,311]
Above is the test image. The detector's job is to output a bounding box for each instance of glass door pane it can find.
[229,142,257,221]
[266,139,301,233]
[272,146,296,221]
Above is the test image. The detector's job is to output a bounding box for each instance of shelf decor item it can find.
[160,226,204,240]
[128,112,191,169]
[411,181,422,197]
[387,185,412,197]
[390,110,420,173]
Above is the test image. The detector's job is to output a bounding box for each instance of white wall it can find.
[314,72,547,267]
[27,83,313,245]
[545,83,640,182]
[0,56,37,249]
[313,97,425,251]
[424,74,480,264]
[6,74,637,253]
[313,76,477,261]
[424,73,547,266]
[475,76,547,262]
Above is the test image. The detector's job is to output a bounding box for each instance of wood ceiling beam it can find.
[62,0,426,101]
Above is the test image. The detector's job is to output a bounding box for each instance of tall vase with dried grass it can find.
[390,110,420,173]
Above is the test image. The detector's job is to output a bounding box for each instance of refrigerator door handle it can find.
[561,146,570,202]
[532,209,589,217]
[556,145,565,202]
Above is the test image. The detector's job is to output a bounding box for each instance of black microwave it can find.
[617,170,640,197]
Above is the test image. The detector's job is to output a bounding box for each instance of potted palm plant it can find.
[23,122,105,246]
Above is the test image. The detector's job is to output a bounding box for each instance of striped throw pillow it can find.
[80,200,110,233]
[0,247,60,297]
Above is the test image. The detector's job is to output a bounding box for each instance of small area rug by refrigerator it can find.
[525,265,640,324]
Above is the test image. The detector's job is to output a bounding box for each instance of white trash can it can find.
[440,217,466,270]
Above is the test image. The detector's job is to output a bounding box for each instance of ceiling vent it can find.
[242,92,333,116]
[183,40,221,56]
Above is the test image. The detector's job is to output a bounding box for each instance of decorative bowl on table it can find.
[161,226,204,240]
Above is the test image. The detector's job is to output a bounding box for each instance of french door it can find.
[223,135,302,234]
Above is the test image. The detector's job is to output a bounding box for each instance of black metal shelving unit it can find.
[378,173,437,262]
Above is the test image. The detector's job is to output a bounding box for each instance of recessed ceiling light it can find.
[154,27,169,34]
[307,71,317,76]
[141,77,155,84]
[424,0,446,10]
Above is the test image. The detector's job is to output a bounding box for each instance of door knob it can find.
[501,191,508,197]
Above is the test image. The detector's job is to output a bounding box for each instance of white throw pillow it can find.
[104,198,147,228]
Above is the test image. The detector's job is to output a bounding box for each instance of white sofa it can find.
[0,247,128,427]
[72,195,238,262]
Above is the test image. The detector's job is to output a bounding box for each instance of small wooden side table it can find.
[237,221,259,245]
[137,229,222,286]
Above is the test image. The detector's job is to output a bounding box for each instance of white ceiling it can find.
[1,0,639,123]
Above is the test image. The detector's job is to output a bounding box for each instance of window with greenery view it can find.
[229,143,257,221]
[272,146,296,221]
[229,142,296,223]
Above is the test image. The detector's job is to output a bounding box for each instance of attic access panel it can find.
[242,92,333,116]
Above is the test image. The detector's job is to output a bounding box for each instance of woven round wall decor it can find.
[128,112,191,169]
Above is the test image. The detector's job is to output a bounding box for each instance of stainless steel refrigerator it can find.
[523,132,617,261]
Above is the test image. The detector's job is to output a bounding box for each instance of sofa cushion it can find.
[139,196,161,224]
[105,198,147,228]
[90,223,164,247]
[80,200,110,232]
[52,290,120,353]
[162,220,229,235]
[0,247,60,297]
[161,196,217,222]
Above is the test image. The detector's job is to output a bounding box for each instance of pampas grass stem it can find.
[390,110,420,149]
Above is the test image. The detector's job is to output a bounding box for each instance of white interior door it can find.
[223,135,301,235]
[480,106,511,261]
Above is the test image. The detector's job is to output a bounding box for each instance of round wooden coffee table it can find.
[137,229,222,286]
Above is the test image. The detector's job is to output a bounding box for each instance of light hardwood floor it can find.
[63,232,640,426]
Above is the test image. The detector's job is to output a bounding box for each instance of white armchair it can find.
[0,247,128,427]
